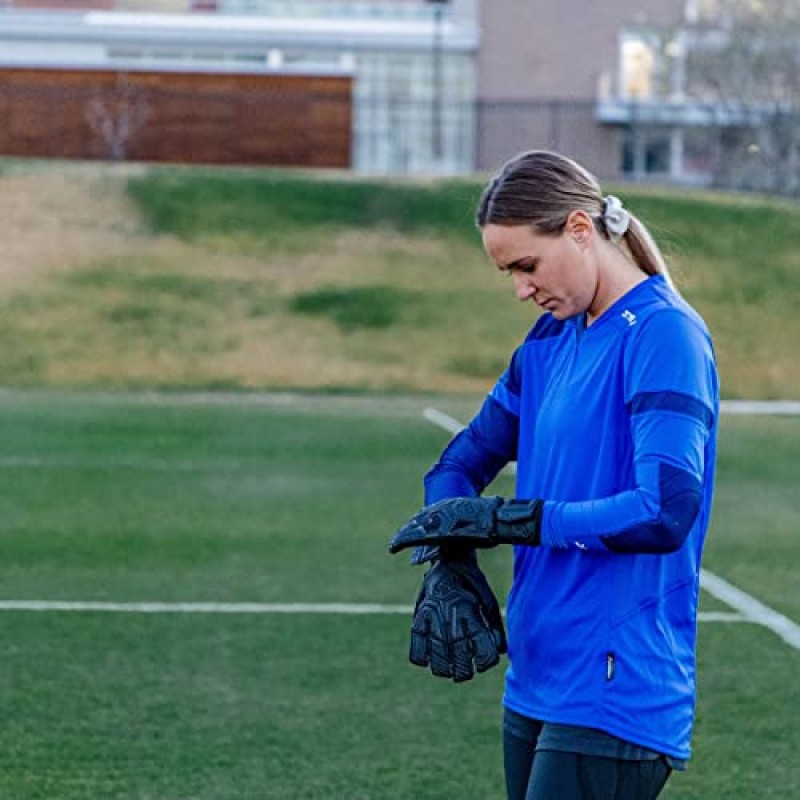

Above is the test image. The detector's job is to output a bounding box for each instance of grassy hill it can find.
[0,161,797,398]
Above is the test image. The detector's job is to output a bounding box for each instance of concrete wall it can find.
[475,0,686,174]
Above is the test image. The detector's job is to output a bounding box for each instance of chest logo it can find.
[621,309,637,326]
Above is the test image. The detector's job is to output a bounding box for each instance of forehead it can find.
[481,223,545,264]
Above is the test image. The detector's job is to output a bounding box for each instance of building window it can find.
[621,38,656,101]
[623,127,671,175]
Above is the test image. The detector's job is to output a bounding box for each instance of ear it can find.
[565,210,594,247]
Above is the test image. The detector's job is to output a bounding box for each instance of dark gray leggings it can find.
[503,715,672,800]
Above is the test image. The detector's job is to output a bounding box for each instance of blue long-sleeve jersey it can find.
[423,275,719,760]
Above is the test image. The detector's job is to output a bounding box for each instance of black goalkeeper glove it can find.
[408,556,507,682]
[389,496,543,555]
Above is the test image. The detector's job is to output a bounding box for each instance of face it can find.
[481,216,597,320]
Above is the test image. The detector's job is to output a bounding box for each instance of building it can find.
[476,0,687,180]
[0,2,479,173]
[0,0,742,181]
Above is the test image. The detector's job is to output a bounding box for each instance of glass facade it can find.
[352,50,475,173]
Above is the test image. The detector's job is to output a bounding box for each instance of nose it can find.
[512,272,537,302]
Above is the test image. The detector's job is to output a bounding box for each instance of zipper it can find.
[606,652,616,681]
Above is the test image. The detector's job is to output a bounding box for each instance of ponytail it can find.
[622,213,676,290]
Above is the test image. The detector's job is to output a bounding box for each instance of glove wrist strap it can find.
[495,499,543,545]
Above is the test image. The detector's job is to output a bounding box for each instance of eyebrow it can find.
[499,257,536,272]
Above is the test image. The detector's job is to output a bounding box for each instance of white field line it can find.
[422,407,466,435]
[697,611,748,623]
[0,455,252,471]
[0,601,413,614]
[2,390,797,414]
[720,400,800,415]
[0,600,746,622]
[423,407,800,651]
[699,570,800,650]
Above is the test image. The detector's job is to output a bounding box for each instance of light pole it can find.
[427,0,448,163]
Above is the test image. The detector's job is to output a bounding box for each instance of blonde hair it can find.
[476,150,672,284]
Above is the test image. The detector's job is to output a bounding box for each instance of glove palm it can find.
[410,558,507,683]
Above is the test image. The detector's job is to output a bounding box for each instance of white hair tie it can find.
[603,195,630,239]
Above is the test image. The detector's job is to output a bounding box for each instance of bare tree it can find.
[86,74,150,162]
[685,0,800,195]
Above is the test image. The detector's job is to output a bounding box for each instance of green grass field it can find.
[0,162,798,797]
[0,391,798,799]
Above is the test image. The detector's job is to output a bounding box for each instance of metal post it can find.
[427,0,448,163]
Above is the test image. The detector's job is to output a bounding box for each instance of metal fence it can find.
[1,73,796,194]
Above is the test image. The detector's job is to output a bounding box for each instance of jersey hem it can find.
[501,695,692,762]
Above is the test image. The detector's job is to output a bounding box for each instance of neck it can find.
[586,249,648,326]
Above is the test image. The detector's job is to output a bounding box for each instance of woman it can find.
[390,150,719,799]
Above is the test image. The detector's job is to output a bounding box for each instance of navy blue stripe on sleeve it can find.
[629,391,713,429]
[424,395,518,505]
[601,462,703,554]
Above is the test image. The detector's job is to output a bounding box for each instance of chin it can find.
[550,306,583,321]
